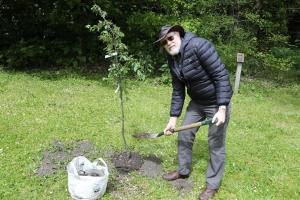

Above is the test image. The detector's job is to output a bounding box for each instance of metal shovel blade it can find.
[132,131,164,139]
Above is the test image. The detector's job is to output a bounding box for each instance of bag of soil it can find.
[67,156,109,200]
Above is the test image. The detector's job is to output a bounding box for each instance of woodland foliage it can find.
[0,0,299,80]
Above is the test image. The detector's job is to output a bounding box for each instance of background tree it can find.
[0,0,299,81]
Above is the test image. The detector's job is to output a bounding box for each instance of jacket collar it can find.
[181,32,197,50]
[168,32,197,61]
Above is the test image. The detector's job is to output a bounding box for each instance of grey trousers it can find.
[177,100,231,189]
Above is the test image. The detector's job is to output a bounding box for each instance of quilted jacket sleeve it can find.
[170,71,186,117]
[196,39,232,105]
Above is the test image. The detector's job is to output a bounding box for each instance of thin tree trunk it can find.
[118,79,128,150]
[112,34,128,150]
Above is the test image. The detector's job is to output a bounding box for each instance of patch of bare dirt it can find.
[36,140,164,179]
[36,141,163,176]
[138,155,163,178]
[36,140,97,176]
[36,140,191,194]
[111,152,164,179]
[112,152,143,174]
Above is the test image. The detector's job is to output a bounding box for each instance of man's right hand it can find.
[164,117,177,136]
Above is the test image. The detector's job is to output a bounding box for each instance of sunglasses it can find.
[161,35,175,46]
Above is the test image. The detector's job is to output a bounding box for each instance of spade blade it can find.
[132,132,164,139]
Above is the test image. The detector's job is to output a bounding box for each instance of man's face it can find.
[161,31,181,56]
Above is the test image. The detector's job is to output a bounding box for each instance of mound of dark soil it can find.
[112,152,143,174]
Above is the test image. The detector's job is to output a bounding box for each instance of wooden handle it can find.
[172,118,212,133]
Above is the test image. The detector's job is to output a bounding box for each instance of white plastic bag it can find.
[67,156,109,200]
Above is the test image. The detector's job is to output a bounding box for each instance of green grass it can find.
[0,70,299,199]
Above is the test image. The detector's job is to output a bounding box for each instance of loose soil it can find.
[36,140,162,178]
[36,140,96,176]
[36,140,192,193]
[138,155,163,178]
[112,151,143,174]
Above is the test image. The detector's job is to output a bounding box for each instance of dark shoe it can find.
[162,170,189,181]
[199,188,217,200]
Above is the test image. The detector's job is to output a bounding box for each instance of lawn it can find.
[0,70,299,200]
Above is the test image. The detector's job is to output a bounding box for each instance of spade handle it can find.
[171,118,213,133]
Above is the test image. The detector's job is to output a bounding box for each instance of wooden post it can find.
[234,53,244,93]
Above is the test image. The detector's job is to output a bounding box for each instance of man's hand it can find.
[212,106,226,126]
[164,117,177,136]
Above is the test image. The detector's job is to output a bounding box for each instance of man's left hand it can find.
[212,106,226,126]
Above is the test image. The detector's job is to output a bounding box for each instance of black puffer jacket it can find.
[167,32,233,117]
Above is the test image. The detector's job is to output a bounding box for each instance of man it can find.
[154,25,233,200]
